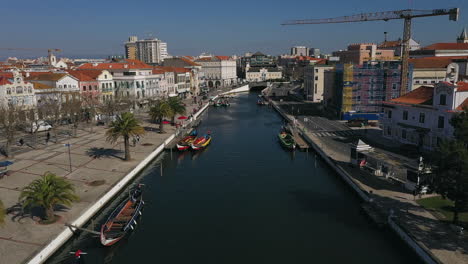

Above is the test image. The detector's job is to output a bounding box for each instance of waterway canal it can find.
[48,92,420,263]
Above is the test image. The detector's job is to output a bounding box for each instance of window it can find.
[6,88,11,95]
[315,76,318,81]
[105,74,108,79]
[102,83,105,89]
[431,81,436,84]
[315,69,318,73]
[83,86,87,91]
[387,126,391,135]
[403,110,408,120]
[402,130,407,139]
[419,113,425,123]
[388,110,392,118]
[423,81,427,84]
[439,94,446,105]
[357,96,361,101]
[392,83,397,90]
[415,80,420,84]
[438,116,445,128]
[94,85,98,90]
[16,86,23,94]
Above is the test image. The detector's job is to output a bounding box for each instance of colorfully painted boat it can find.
[176,130,198,151]
[278,132,296,150]
[100,185,144,246]
[191,133,212,150]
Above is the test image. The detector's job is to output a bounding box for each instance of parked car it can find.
[25,121,52,133]
[347,118,368,127]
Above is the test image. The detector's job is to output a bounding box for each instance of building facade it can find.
[291,46,309,56]
[332,43,395,65]
[304,65,335,103]
[195,56,237,88]
[245,67,282,82]
[381,82,468,150]
[0,71,36,108]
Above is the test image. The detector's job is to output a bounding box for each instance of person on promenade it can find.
[45,132,50,145]
[133,137,137,147]
[19,138,24,146]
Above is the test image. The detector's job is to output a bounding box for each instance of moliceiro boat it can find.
[191,133,212,150]
[278,131,296,150]
[100,185,144,246]
[176,130,198,151]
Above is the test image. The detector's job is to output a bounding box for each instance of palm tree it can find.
[149,100,173,134]
[19,172,79,222]
[0,199,5,226]
[167,97,186,125]
[106,112,145,161]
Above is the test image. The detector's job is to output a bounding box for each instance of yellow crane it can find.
[282,8,460,95]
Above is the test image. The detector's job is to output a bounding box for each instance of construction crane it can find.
[282,8,459,95]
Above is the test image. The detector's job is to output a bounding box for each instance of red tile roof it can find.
[456,97,468,111]
[67,70,97,82]
[457,82,468,92]
[77,59,152,70]
[389,86,434,105]
[422,43,468,50]
[0,76,12,85]
[215,56,230,60]
[378,40,400,48]
[179,57,201,66]
[409,57,462,69]
[25,73,69,82]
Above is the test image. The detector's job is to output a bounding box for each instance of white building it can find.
[0,71,36,108]
[304,65,334,103]
[26,72,80,103]
[381,81,468,150]
[245,67,282,82]
[291,46,309,56]
[134,38,168,64]
[195,56,237,88]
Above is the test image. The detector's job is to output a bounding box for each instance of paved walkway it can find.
[0,94,213,264]
[271,100,468,264]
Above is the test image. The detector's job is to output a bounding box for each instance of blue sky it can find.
[1,0,468,59]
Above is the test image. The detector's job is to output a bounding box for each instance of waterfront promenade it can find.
[0,90,228,263]
[269,99,468,264]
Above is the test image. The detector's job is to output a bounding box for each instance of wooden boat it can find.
[221,100,230,107]
[100,185,144,246]
[191,133,212,150]
[214,100,222,107]
[176,130,198,151]
[278,132,296,150]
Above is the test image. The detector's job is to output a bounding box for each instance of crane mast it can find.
[282,8,459,95]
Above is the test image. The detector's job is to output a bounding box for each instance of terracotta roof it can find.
[378,40,400,48]
[409,57,460,69]
[456,97,468,111]
[389,86,434,105]
[32,82,53,90]
[215,55,230,60]
[77,59,152,70]
[0,76,12,85]
[67,70,106,81]
[457,82,468,92]
[179,57,201,66]
[422,43,468,50]
[67,70,95,82]
[152,69,166,74]
[195,57,213,61]
[25,73,69,82]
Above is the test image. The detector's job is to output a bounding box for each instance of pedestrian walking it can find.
[46,132,50,145]
[136,135,140,143]
[19,138,24,146]
[132,137,137,147]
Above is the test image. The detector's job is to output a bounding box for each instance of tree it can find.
[0,199,5,226]
[105,112,145,161]
[148,100,173,133]
[0,103,24,157]
[63,96,83,137]
[42,98,62,143]
[450,107,468,143]
[19,172,79,222]
[167,97,186,124]
[433,140,468,223]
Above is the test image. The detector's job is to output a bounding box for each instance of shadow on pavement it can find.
[86,147,124,160]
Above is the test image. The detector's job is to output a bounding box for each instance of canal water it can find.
[48,92,420,264]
